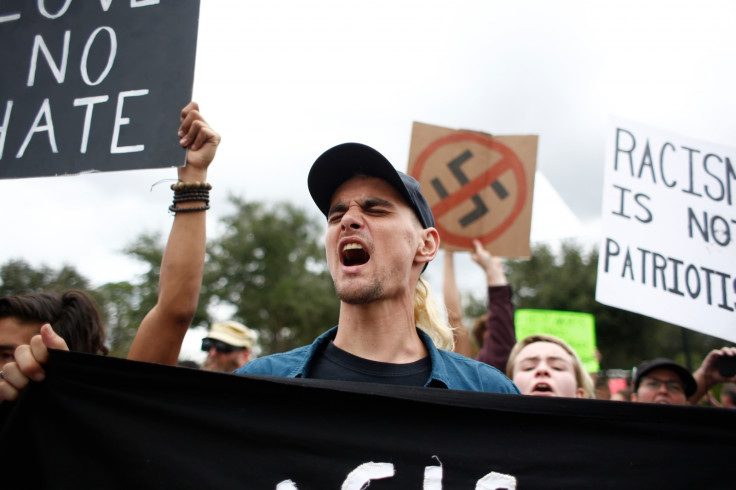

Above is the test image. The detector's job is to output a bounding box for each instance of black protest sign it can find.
[0,0,200,179]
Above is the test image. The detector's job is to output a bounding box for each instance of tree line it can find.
[1,195,730,369]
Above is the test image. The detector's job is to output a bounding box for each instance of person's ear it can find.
[576,387,586,399]
[415,227,440,266]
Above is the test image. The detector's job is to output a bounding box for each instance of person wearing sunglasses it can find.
[201,321,257,372]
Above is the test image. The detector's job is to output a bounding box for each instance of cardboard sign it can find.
[407,122,538,258]
[0,0,200,179]
[514,309,599,373]
[596,117,736,342]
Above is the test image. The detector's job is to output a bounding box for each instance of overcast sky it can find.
[2,1,735,346]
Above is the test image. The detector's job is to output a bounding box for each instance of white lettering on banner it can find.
[0,101,12,158]
[0,10,21,23]
[73,95,110,153]
[110,89,148,154]
[341,462,395,490]
[1,0,160,22]
[27,31,71,86]
[27,27,117,87]
[0,92,149,160]
[131,0,161,7]
[476,471,517,490]
[274,459,518,489]
[38,0,73,19]
[16,98,57,157]
[80,26,117,86]
[275,481,298,490]
[424,458,443,490]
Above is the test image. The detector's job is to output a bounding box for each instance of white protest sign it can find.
[596,117,736,342]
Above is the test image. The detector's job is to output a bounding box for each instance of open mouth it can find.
[532,383,553,394]
[342,242,370,266]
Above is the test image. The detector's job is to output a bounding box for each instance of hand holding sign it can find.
[177,101,221,182]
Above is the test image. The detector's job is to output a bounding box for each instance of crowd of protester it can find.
[1,101,734,408]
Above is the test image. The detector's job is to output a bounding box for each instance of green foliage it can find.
[93,281,143,358]
[1,197,340,360]
[463,294,487,320]
[0,259,90,295]
[203,196,339,355]
[8,201,728,371]
[0,259,132,356]
[126,231,211,324]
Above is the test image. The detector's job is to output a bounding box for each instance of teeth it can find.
[342,242,370,266]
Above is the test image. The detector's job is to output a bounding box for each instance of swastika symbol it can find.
[429,149,509,228]
[410,130,528,249]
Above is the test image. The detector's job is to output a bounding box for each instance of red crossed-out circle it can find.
[411,132,527,249]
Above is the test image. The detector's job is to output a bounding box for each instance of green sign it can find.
[514,309,599,372]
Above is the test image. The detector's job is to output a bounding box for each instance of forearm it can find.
[128,193,207,363]
[443,252,463,326]
[475,285,515,372]
[128,165,208,363]
[688,367,710,405]
[126,101,218,364]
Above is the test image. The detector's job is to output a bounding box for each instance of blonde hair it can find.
[506,334,595,399]
[414,277,454,350]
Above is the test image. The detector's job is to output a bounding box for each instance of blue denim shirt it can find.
[234,326,520,394]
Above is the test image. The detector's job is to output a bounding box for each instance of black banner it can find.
[0,0,200,179]
[1,350,733,489]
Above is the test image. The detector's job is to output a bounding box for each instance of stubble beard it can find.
[204,356,236,373]
[334,278,384,305]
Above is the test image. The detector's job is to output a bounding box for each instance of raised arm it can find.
[127,102,221,364]
[469,240,515,372]
[688,346,736,405]
[445,250,473,357]
[0,103,219,400]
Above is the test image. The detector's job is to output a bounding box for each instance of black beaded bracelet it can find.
[169,181,212,214]
[173,195,211,204]
[169,203,210,214]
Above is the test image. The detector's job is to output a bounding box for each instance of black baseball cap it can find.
[307,142,435,230]
[633,358,697,397]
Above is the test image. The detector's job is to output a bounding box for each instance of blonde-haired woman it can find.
[445,241,594,398]
[506,334,595,399]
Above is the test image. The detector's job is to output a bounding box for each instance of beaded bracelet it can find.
[173,194,211,204]
[170,181,212,192]
[169,181,212,214]
[169,203,210,213]
[172,190,210,201]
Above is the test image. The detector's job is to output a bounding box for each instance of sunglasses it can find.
[201,338,244,354]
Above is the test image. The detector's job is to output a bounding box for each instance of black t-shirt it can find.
[308,341,432,386]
